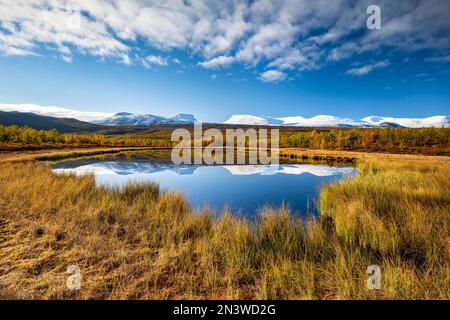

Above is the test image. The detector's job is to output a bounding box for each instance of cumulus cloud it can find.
[62,55,73,63]
[121,55,131,65]
[0,0,449,82]
[143,55,169,68]
[346,60,390,76]
[198,55,234,69]
[258,70,287,83]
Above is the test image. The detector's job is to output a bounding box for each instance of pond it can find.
[51,151,356,217]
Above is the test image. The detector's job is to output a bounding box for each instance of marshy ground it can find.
[0,149,448,299]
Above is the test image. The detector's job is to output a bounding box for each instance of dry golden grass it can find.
[281,147,450,164]
[0,147,158,163]
[0,158,448,299]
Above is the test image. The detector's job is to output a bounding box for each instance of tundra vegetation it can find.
[1,125,449,155]
[0,157,448,299]
[0,125,173,148]
[279,127,450,155]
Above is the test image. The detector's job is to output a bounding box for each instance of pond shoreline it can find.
[1,146,448,164]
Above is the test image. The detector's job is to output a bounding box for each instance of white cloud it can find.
[346,60,390,76]
[121,55,132,65]
[0,45,40,57]
[143,55,169,68]
[267,46,321,71]
[198,55,234,69]
[0,0,449,81]
[0,0,129,59]
[0,103,113,122]
[258,70,287,83]
[62,55,73,63]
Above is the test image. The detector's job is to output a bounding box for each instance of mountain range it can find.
[223,114,449,128]
[0,111,103,132]
[94,112,197,126]
[0,103,448,129]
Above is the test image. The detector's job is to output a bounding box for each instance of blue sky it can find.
[0,0,449,123]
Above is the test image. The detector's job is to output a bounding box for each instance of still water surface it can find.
[52,153,356,217]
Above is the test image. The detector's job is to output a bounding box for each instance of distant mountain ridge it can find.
[0,111,103,132]
[0,104,198,126]
[94,112,198,126]
[223,114,449,128]
[0,103,448,129]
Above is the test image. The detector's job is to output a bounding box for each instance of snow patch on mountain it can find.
[361,116,449,128]
[170,113,197,123]
[95,112,198,126]
[223,115,272,126]
[224,114,449,128]
[278,115,365,127]
[224,114,364,127]
[0,103,197,126]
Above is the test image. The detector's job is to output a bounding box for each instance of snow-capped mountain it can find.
[224,115,365,127]
[93,112,197,126]
[223,115,276,126]
[170,113,197,123]
[94,112,165,126]
[224,114,449,128]
[361,116,449,128]
[1,103,447,128]
[0,103,197,126]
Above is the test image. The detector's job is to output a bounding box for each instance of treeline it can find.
[280,127,450,154]
[0,125,173,148]
[1,124,449,155]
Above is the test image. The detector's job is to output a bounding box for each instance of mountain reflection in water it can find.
[53,159,356,217]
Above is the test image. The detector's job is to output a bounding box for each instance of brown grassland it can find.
[0,152,448,299]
